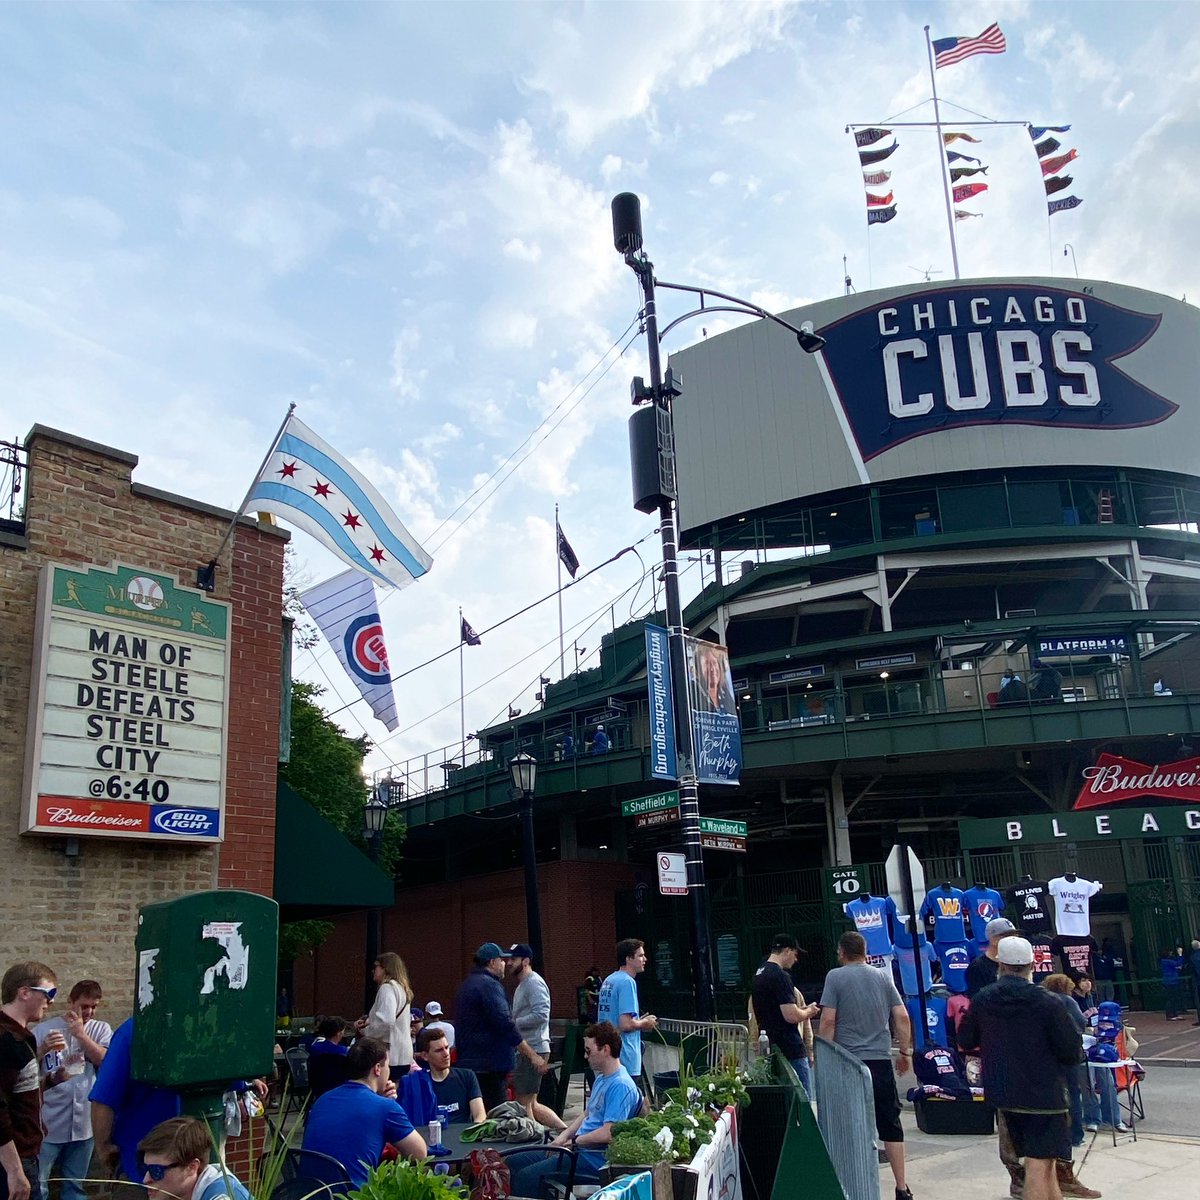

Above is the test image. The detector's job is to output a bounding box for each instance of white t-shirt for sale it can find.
[1048,876,1102,936]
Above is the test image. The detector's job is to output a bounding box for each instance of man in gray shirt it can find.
[819,931,914,1200]
[506,944,563,1129]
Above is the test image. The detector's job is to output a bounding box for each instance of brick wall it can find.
[291,859,637,1021]
[0,426,286,1021]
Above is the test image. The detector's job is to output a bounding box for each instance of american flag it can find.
[933,22,1006,69]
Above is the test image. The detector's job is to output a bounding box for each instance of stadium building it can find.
[324,277,1200,1017]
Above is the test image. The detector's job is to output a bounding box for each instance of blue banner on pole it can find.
[644,624,678,781]
[685,637,743,786]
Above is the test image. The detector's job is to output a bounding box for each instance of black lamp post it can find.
[362,777,401,1009]
[611,192,825,1022]
[509,751,544,972]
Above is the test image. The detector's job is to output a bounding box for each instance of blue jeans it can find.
[507,1149,600,1199]
[1164,981,1182,1019]
[1089,1064,1120,1126]
[1067,1064,1088,1142]
[40,1139,93,1200]
[788,1056,812,1098]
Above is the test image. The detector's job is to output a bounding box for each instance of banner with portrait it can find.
[684,637,742,785]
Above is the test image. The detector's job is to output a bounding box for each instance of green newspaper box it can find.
[133,890,278,1089]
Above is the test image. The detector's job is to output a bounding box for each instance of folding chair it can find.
[282,1047,311,1120]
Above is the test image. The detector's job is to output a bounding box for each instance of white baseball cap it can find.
[425,1000,443,1017]
[997,937,1034,966]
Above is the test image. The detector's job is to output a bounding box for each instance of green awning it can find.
[273,781,394,911]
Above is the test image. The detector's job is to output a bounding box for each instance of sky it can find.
[4,0,1198,783]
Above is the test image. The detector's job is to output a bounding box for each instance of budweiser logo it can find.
[1074,752,1200,810]
[43,804,143,828]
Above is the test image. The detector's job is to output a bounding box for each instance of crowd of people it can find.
[0,937,662,1200]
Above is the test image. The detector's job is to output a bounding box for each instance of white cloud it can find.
[710,170,730,187]
[390,329,427,401]
[599,154,623,182]
[502,237,542,262]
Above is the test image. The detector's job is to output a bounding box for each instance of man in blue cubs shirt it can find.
[303,1037,426,1190]
[508,1023,641,1198]
[597,939,658,1083]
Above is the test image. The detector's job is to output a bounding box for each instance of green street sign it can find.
[622,790,680,818]
[959,804,1200,849]
[699,817,747,837]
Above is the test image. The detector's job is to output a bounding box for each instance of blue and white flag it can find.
[300,571,399,730]
[249,415,433,589]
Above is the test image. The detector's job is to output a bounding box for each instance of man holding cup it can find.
[35,981,112,1200]
[0,961,62,1200]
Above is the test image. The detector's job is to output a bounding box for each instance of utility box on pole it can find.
[133,890,278,1090]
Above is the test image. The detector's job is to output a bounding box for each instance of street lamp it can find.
[362,777,402,1008]
[611,191,826,1021]
[509,751,544,972]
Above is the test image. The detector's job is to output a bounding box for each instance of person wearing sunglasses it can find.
[136,1118,249,1200]
[1,961,62,1200]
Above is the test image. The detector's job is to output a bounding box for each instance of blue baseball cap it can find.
[476,942,508,962]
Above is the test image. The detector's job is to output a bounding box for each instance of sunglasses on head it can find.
[140,1162,183,1182]
[28,986,57,1001]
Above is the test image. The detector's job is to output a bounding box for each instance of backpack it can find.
[465,1149,511,1200]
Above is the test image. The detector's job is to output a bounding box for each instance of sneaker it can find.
[1084,1123,1099,1132]
[1115,1122,1132,1132]
[1060,1182,1102,1198]
[896,1190,914,1200]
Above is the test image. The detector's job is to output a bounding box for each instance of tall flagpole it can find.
[925,25,962,280]
[458,606,466,763]
[556,504,566,679]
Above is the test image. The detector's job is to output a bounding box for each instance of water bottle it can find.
[758,1030,770,1058]
[428,1117,442,1148]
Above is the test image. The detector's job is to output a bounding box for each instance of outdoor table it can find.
[425,1127,553,1170]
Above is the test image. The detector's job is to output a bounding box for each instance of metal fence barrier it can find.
[815,1036,880,1200]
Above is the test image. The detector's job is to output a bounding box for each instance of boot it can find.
[1057,1159,1102,1198]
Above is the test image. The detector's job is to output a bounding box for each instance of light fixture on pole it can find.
[611,191,826,1021]
[509,751,544,971]
[362,777,400,1008]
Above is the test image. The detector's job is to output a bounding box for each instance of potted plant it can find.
[346,1160,468,1200]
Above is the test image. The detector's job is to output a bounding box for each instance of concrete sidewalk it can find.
[889,1128,1200,1200]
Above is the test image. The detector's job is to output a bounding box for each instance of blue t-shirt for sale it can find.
[963,886,1005,944]
[938,944,973,994]
[843,895,897,956]
[920,887,967,943]
[906,995,949,1049]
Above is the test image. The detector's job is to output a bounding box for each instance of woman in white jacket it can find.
[359,951,414,1078]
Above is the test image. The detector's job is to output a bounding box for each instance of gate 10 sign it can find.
[824,866,867,903]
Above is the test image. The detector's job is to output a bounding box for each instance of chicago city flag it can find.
[300,571,399,730]
[249,415,433,589]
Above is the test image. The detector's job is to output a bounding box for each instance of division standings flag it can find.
[954,209,983,221]
[1048,195,1084,216]
[862,170,892,187]
[1030,125,1071,141]
[1041,149,1079,176]
[300,571,398,730]
[859,140,898,166]
[865,190,894,207]
[952,182,989,202]
[867,204,898,226]
[249,414,434,590]
[854,127,892,147]
[946,152,981,165]
[1044,174,1073,196]
[556,520,580,578]
[949,165,989,182]
[943,132,982,145]
[933,22,1007,68]
[1034,136,1062,158]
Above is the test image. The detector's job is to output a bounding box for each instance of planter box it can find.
[740,1084,794,1200]
[599,1161,674,1200]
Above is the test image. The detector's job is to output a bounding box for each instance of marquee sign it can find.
[960,805,1200,848]
[23,562,232,842]
[817,285,1172,463]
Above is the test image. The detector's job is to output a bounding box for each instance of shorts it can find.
[511,1052,547,1096]
[865,1059,904,1143]
[1000,1111,1071,1162]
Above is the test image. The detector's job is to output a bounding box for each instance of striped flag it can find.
[300,571,398,730]
[248,415,433,590]
[933,22,1006,68]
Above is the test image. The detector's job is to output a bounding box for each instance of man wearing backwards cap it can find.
[967,918,1017,998]
[957,937,1088,1200]
[506,945,553,1117]
[453,944,548,1112]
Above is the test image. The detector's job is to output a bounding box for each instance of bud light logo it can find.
[151,807,220,837]
[344,614,391,685]
[816,285,1174,462]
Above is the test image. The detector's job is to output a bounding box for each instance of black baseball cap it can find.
[770,933,803,952]
[507,943,534,959]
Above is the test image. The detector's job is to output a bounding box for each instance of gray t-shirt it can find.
[820,963,902,1061]
[512,971,551,1053]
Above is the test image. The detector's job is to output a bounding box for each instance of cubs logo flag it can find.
[300,571,398,730]
[556,520,580,578]
[248,414,434,590]
[460,617,482,646]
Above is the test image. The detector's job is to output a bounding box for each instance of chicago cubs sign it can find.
[670,278,1200,531]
